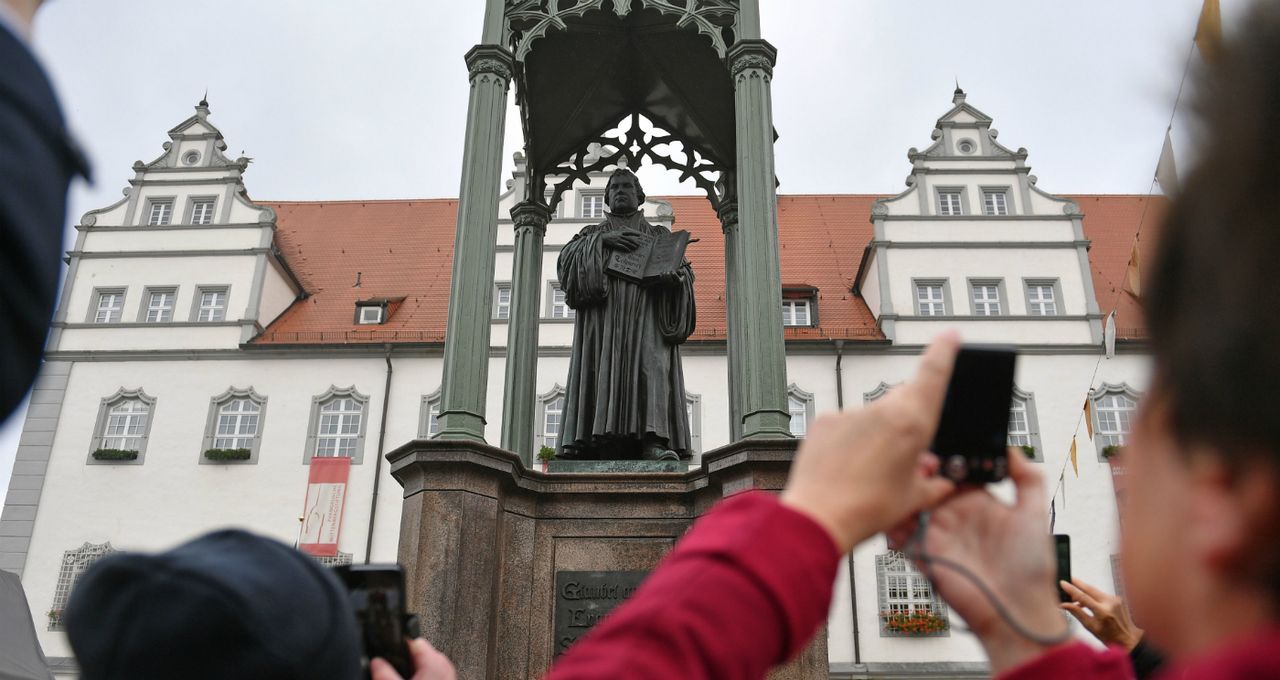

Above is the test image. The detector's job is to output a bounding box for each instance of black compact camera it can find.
[333,564,420,679]
[932,344,1018,485]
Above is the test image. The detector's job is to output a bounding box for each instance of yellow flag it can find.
[1196,0,1223,64]
[1125,241,1143,300]
[1084,398,1094,440]
[1070,436,1079,478]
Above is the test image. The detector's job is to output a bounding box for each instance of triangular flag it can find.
[1125,240,1143,300]
[1084,398,1095,440]
[1195,0,1223,64]
[1156,130,1179,195]
[1104,311,1117,359]
[1069,436,1079,478]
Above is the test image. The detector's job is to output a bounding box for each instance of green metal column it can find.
[436,45,514,443]
[727,39,792,439]
[500,201,551,458]
[718,193,744,441]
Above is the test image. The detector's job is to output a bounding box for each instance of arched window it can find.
[202,388,267,464]
[875,550,950,637]
[88,389,156,464]
[863,382,897,404]
[419,387,442,438]
[48,542,115,630]
[536,385,566,451]
[306,386,369,464]
[787,384,814,438]
[1008,387,1042,461]
[1090,383,1142,458]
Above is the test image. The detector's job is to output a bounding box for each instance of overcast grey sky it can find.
[0,0,1252,502]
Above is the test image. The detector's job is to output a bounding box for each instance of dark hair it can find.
[605,168,645,210]
[1144,1,1280,589]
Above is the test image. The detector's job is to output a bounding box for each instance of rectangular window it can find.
[315,397,363,458]
[101,399,150,451]
[357,306,384,325]
[494,284,511,320]
[971,283,1002,316]
[428,401,440,436]
[937,191,963,216]
[982,190,1009,216]
[788,395,809,437]
[93,290,125,324]
[876,551,949,636]
[1008,399,1032,447]
[915,283,947,316]
[144,289,176,323]
[781,299,812,327]
[543,395,564,450]
[190,198,216,225]
[1026,282,1059,316]
[581,193,605,220]
[550,283,574,319]
[147,199,174,226]
[196,288,228,322]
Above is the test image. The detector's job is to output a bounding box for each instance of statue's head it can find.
[605,168,645,214]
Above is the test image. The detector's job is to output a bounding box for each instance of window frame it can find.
[787,384,815,438]
[419,387,442,439]
[863,381,897,404]
[494,282,512,321]
[685,392,702,455]
[980,186,1013,216]
[912,278,952,316]
[1023,279,1063,317]
[200,387,267,465]
[535,385,567,452]
[875,550,950,637]
[579,191,606,220]
[781,297,814,327]
[186,195,218,225]
[88,287,127,324]
[191,285,230,322]
[87,388,156,465]
[139,286,178,323]
[48,542,116,630]
[144,197,176,226]
[304,386,370,464]
[1090,383,1142,460]
[934,186,968,216]
[355,304,386,325]
[1008,386,1043,461]
[545,281,575,320]
[967,278,1007,317]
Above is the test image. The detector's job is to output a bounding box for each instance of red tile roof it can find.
[253,194,1158,346]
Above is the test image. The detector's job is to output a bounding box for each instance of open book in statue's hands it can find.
[605,230,694,285]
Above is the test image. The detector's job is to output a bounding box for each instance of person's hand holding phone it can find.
[370,638,456,680]
[886,451,1065,675]
[1060,578,1144,650]
[780,333,960,553]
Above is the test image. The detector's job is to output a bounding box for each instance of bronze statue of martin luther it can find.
[556,169,696,461]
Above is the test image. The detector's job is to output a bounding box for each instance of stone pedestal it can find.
[389,439,827,680]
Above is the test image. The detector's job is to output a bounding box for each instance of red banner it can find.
[298,457,351,557]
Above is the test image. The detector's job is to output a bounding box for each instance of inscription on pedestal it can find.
[553,570,648,654]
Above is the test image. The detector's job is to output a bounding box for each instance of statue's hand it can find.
[659,271,683,288]
[601,230,644,252]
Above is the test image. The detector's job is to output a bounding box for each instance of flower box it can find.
[1020,445,1036,459]
[881,609,949,635]
[91,448,138,461]
[204,448,252,462]
[1101,445,1124,459]
[47,608,64,630]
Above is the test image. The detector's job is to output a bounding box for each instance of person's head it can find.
[64,529,360,680]
[1123,0,1280,652]
[605,168,645,214]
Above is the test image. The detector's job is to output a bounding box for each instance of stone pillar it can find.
[501,200,552,459]
[436,45,515,443]
[718,192,744,441]
[727,40,792,439]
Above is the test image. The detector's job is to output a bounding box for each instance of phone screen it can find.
[336,565,414,678]
[1054,535,1072,602]
[932,345,1017,484]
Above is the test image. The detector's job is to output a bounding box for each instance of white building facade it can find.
[2,93,1151,677]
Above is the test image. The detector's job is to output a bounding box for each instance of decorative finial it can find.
[200,88,208,107]
[952,80,966,105]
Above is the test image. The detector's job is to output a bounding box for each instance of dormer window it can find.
[781,287,817,327]
[356,304,385,325]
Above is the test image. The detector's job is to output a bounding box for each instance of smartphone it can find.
[932,344,1018,485]
[1054,534,1073,603]
[334,564,415,679]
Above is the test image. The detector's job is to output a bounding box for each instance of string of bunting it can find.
[1046,0,1222,521]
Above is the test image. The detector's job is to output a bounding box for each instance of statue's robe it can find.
[556,209,696,459]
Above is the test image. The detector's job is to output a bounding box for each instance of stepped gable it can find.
[251,194,1157,345]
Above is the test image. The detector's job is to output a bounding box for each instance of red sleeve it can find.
[997,642,1135,680]
[543,490,841,680]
